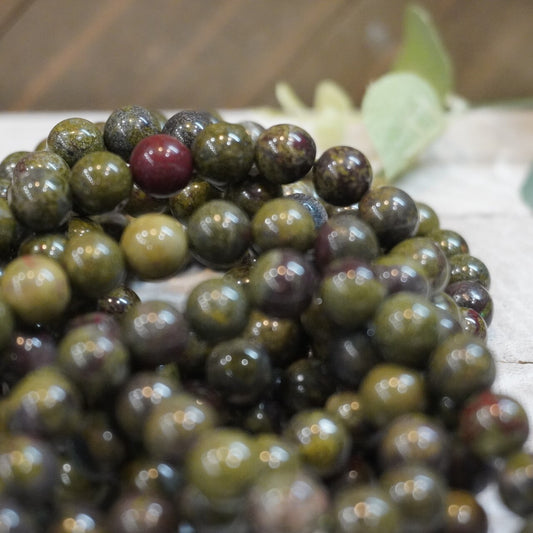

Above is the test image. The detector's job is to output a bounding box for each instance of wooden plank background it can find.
[0,0,532,112]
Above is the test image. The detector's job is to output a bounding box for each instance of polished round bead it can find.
[448,253,491,289]
[129,134,193,197]
[498,450,533,517]
[313,145,372,206]
[255,123,316,185]
[163,109,218,148]
[445,280,493,326]
[120,213,189,280]
[430,228,469,258]
[443,489,488,533]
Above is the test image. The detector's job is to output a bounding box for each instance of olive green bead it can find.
[0,294,14,351]
[66,216,104,239]
[325,391,367,442]
[498,450,533,517]
[70,150,132,215]
[187,199,252,268]
[120,213,189,280]
[251,197,316,252]
[430,228,469,258]
[1,254,71,324]
[389,236,450,293]
[63,231,126,298]
[332,484,402,533]
[415,201,440,236]
[185,277,249,342]
[254,433,301,474]
[47,117,105,167]
[428,332,496,405]
[186,427,259,499]
[444,489,488,533]
[284,408,351,477]
[143,392,218,463]
[0,150,29,196]
[448,253,491,289]
[372,292,440,368]
[18,233,67,262]
[359,363,427,428]
[0,197,18,258]
[168,178,220,222]
[192,122,254,186]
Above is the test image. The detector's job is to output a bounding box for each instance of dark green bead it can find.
[332,484,402,533]
[185,277,249,342]
[429,228,469,257]
[389,236,450,293]
[498,450,533,517]
[448,253,491,289]
[123,183,169,216]
[255,123,316,185]
[70,150,132,215]
[0,198,18,258]
[97,285,140,316]
[0,294,14,351]
[0,151,29,197]
[192,122,254,186]
[319,258,386,330]
[358,186,419,250]
[168,178,220,222]
[9,151,72,231]
[380,464,447,533]
[415,201,440,236]
[62,230,126,298]
[206,337,272,406]
[66,216,103,239]
[359,363,427,428]
[225,173,282,217]
[252,197,316,252]
[1,255,71,324]
[18,232,67,262]
[57,324,130,403]
[46,504,108,533]
[163,109,219,148]
[186,427,259,499]
[372,292,440,368]
[104,105,161,161]
[47,117,105,167]
[284,408,351,478]
[120,213,189,280]
[143,392,218,463]
[428,332,496,405]
[254,433,301,474]
[373,254,431,297]
[121,458,184,497]
[325,391,368,443]
[443,489,488,533]
[187,199,251,269]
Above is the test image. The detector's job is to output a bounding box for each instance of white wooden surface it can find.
[1,108,533,531]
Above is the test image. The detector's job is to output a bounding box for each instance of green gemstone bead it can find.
[63,230,126,298]
[120,213,189,280]
[254,433,301,474]
[0,197,18,258]
[18,233,67,262]
[1,254,71,324]
[47,117,105,167]
[168,178,220,223]
[415,201,440,236]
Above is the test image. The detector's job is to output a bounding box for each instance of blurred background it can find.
[1,0,532,112]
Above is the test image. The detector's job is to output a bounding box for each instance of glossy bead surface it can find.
[226,174,282,217]
[120,213,189,280]
[185,277,249,342]
[47,117,105,166]
[0,198,18,258]
[248,248,316,319]
[129,134,193,197]
[373,255,431,297]
[358,186,419,250]
[372,292,440,368]
[445,280,493,326]
[459,307,488,339]
[313,145,372,206]
[252,197,316,253]
[206,337,272,406]
[284,408,351,477]
[415,201,440,236]
[443,489,488,533]
[332,484,402,533]
[255,123,316,184]
[254,433,301,474]
[18,232,67,262]
[1,255,71,324]
[325,391,368,443]
[429,228,469,257]
[448,253,491,289]
[168,178,220,222]
[192,122,254,186]
[9,151,72,231]
[319,258,386,330]
[187,199,251,268]
[70,150,133,214]
[427,332,495,405]
[458,390,529,459]
[97,285,140,316]
[104,105,161,161]
[359,363,427,428]
[163,109,218,148]
[314,212,380,270]
[63,230,126,298]
[497,450,533,517]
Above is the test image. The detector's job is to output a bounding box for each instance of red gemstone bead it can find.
[129,133,193,197]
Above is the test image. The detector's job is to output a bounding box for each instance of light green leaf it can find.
[393,4,453,103]
[520,163,533,209]
[275,82,308,114]
[361,72,445,180]
[313,79,354,112]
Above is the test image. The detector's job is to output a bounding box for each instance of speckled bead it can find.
[104,105,161,161]
[47,117,105,167]
[163,109,219,148]
[255,123,316,184]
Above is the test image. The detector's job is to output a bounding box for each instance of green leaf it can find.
[275,82,308,113]
[361,72,445,180]
[313,79,353,112]
[520,163,533,209]
[393,4,453,103]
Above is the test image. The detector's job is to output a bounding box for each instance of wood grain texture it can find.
[0,0,531,111]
